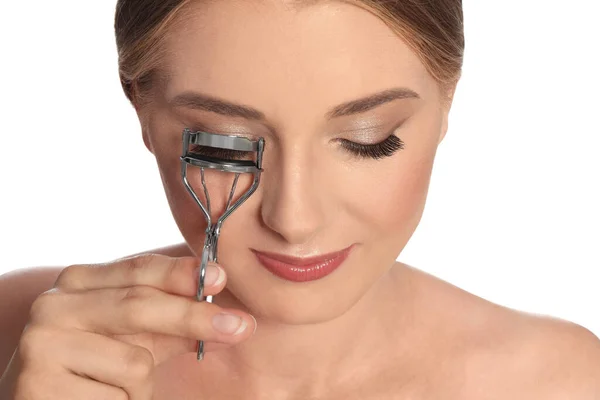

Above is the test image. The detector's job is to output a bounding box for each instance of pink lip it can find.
[251,244,355,282]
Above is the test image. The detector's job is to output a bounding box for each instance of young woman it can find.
[1,1,599,399]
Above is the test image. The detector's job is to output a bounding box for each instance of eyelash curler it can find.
[180,127,265,361]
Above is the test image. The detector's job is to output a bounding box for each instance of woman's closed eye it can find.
[337,134,404,160]
[187,133,405,161]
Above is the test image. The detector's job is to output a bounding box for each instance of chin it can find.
[224,261,376,325]
[245,289,362,325]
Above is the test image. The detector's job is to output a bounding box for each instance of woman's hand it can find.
[1,254,256,400]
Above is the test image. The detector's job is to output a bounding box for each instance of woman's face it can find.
[138,0,453,323]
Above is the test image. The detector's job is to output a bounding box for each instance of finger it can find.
[64,333,154,400]
[17,368,128,400]
[30,285,256,345]
[54,254,226,298]
[20,325,154,399]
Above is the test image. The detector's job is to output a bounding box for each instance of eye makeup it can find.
[184,118,406,161]
[189,133,405,161]
[188,144,250,160]
[338,133,404,160]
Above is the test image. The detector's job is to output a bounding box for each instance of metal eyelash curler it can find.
[180,127,265,361]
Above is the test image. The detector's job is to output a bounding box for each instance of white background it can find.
[1,1,598,335]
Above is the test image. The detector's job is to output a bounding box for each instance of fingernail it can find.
[212,313,247,335]
[200,264,224,287]
[250,314,258,335]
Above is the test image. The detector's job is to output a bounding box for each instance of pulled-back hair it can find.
[115,0,464,107]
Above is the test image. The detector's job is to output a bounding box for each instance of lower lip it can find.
[253,246,354,282]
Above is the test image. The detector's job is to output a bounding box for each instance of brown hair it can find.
[115,0,464,107]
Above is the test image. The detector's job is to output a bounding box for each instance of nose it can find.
[259,148,325,245]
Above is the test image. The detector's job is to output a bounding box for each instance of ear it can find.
[134,102,154,154]
[438,84,457,145]
[438,111,449,145]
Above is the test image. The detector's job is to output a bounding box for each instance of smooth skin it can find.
[2,0,600,399]
[1,246,600,399]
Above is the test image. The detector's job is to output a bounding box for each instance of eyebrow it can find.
[169,87,420,123]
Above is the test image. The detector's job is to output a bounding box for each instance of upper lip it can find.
[251,244,353,266]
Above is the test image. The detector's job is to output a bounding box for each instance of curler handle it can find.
[196,227,219,361]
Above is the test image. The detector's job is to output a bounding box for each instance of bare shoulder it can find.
[398,264,600,399]
[516,316,600,398]
[467,312,600,399]
[0,266,66,374]
[0,266,64,322]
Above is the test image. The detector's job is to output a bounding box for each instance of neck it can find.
[211,262,414,399]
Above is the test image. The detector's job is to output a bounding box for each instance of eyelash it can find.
[187,132,405,161]
[337,134,404,160]
[188,145,248,160]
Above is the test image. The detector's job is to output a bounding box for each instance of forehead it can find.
[160,0,436,120]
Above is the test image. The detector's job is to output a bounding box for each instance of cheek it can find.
[341,149,435,237]
[160,154,256,217]
[156,148,259,251]
[155,154,209,251]
[384,154,434,230]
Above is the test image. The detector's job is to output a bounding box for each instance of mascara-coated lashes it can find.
[188,145,249,160]
[188,133,405,161]
[338,134,404,160]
